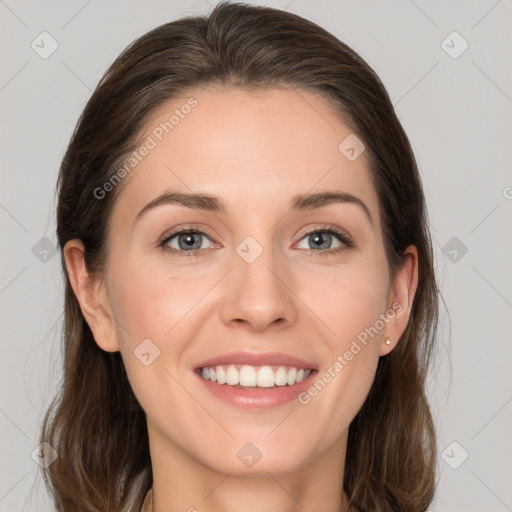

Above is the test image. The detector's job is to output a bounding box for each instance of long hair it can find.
[41,2,439,510]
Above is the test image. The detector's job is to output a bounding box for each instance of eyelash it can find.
[158,225,354,258]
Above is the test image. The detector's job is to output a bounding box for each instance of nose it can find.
[220,238,298,332]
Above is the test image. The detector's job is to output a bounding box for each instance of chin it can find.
[198,441,309,477]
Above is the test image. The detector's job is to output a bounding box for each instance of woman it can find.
[40,2,439,511]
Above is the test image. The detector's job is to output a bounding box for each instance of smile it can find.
[198,364,313,388]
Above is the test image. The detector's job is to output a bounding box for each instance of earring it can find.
[385,339,391,345]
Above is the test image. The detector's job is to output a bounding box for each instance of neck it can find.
[144,422,355,512]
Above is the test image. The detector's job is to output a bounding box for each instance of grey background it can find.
[1,0,511,510]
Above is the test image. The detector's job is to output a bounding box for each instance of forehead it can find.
[112,87,379,223]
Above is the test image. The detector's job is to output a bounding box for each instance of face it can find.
[68,87,416,477]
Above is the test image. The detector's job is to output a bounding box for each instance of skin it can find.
[65,87,418,512]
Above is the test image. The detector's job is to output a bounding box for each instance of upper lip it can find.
[194,351,317,370]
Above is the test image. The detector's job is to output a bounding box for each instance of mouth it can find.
[193,352,318,408]
[195,364,316,389]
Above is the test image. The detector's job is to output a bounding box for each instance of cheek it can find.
[296,254,390,345]
[299,345,378,455]
[291,256,389,438]
[109,260,216,344]
[106,261,221,403]
[107,267,201,420]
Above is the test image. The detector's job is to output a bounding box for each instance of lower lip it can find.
[194,370,317,409]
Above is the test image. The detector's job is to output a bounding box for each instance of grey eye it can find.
[296,231,342,250]
[165,232,212,251]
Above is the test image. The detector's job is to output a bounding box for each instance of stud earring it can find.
[385,339,391,345]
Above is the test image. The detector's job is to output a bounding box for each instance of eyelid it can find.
[159,223,218,245]
[159,223,354,256]
[293,223,354,247]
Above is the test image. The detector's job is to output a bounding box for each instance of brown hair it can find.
[41,2,439,510]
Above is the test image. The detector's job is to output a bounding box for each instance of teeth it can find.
[226,365,239,385]
[287,367,297,385]
[216,366,227,384]
[274,366,288,386]
[199,364,312,388]
[239,365,257,386]
[257,366,275,387]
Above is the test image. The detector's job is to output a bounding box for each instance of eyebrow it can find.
[136,190,373,225]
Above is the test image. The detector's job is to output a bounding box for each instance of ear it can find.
[63,239,119,352]
[379,245,419,356]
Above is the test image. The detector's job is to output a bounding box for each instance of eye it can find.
[161,229,214,254]
[159,226,353,257]
[295,228,353,253]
